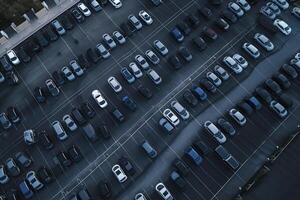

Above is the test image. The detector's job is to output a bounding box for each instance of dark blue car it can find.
[122,96,137,111]
[247,96,262,110]
[19,181,34,199]
[191,86,207,101]
[170,27,184,42]
[185,146,203,166]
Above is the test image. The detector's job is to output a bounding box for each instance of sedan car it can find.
[129,62,143,78]
[185,146,203,165]
[200,78,217,93]
[163,109,180,126]
[61,66,75,81]
[255,87,273,104]
[202,26,218,40]
[233,53,248,68]
[168,55,182,70]
[6,158,20,177]
[214,65,229,80]
[0,112,11,130]
[193,36,207,51]
[139,10,153,25]
[7,50,20,65]
[270,100,288,118]
[45,79,60,96]
[98,180,112,199]
[229,108,246,126]
[69,60,84,76]
[170,171,186,189]
[265,79,282,95]
[204,121,227,144]
[170,27,184,42]
[71,8,85,23]
[51,19,66,35]
[254,33,274,51]
[109,0,122,8]
[77,2,91,17]
[0,165,9,184]
[68,145,83,162]
[103,33,116,49]
[228,2,244,17]
[145,50,160,65]
[26,171,44,191]
[96,43,110,59]
[217,118,236,136]
[63,114,78,131]
[112,164,127,183]
[223,56,243,74]
[191,85,207,101]
[92,89,108,108]
[138,84,153,99]
[206,72,222,87]
[178,46,192,62]
[236,0,251,11]
[242,43,260,59]
[272,0,289,10]
[108,76,122,93]
[183,90,198,106]
[215,17,230,30]
[135,54,150,70]
[37,166,53,184]
[121,67,135,83]
[155,183,174,200]
[281,64,298,79]
[128,14,142,30]
[260,6,276,19]
[170,100,190,120]
[6,107,21,123]
[153,40,168,56]
[159,118,175,134]
[15,151,32,168]
[118,156,136,176]
[113,31,126,44]
[135,193,147,200]
[267,2,281,15]
[273,19,292,35]
[292,7,300,19]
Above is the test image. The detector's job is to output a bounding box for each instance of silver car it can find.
[108,76,122,93]
[170,100,190,120]
[272,0,289,10]
[96,43,110,59]
[153,40,168,56]
[45,79,60,96]
[145,50,160,65]
[103,33,116,49]
[242,43,260,59]
[206,72,222,87]
[0,112,12,130]
[135,54,150,70]
[113,31,126,44]
[61,66,76,81]
[129,62,143,78]
[214,65,229,80]
[229,108,246,126]
[128,14,143,30]
[233,53,248,68]
[51,19,66,35]
[204,121,226,144]
[236,0,251,11]
[0,165,9,184]
[260,6,276,19]
[69,60,84,76]
[228,2,244,17]
[270,100,288,118]
[223,56,243,74]
[63,114,78,131]
[254,33,274,51]
[147,69,162,85]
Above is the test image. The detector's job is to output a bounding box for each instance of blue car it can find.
[122,96,137,111]
[185,146,203,166]
[191,86,207,101]
[121,67,135,84]
[170,27,184,42]
[247,96,262,110]
[19,181,34,199]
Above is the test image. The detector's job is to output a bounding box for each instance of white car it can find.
[103,33,117,49]
[270,100,288,118]
[272,0,289,10]
[206,72,222,87]
[155,183,173,200]
[113,31,126,44]
[236,0,251,11]
[6,50,20,65]
[92,89,108,108]
[26,171,44,191]
[23,129,36,145]
[62,66,75,81]
[292,7,300,19]
[135,193,147,200]
[96,43,111,59]
[242,43,260,59]
[254,33,274,51]
[147,69,162,85]
[170,100,190,120]
[229,108,246,126]
[129,62,143,78]
[135,55,150,70]
[0,165,9,184]
[112,164,127,183]
[204,121,226,144]
[273,19,292,35]
[52,120,68,140]
[228,2,244,17]
[69,60,84,76]
[153,40,168,56]
[139,10,153,25]
[128,14,143,30]
[223,56,243,74]
[163,109,180,126]
[145,50,160,65]
[108,76,122,93]
[109,0,122,8]
[214,65,229,80]
[233,53,248,68]
[62,114,78,131]
[77,3,91,17]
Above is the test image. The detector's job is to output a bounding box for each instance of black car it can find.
[178,46,192,62]
[257,15,277,33]
[78,54,90,69]
[120,22,134,37]
[203,26,218,40]
[281,64,298,79]
[71,8,85,23]
[26,39,41,54]
[111,108,125,122]
[168,55,182,70]
[264,79,282,95]
[71,108,87,125]
[170,171,186,189]
[210,0,223,6]
[255,87,273,104]
[200,78,216,93]
[278,93,293,108]
[6,71,19,85]
[52,71,65,86]
[98,180,112,199]
[118,156,136,176]
[138,84,153,99]
[17,47,31,63]
[122,96,137,111]
[80,102,96,119]
[199,7,213,19]
[173,159,190,176]
[273,73,290,90]
[222,10,238,23]
[193,37,207,51]
[99,0,108,5]
[176,22,191,36]
[6,106,21,123]
[34,87,47,103]
[98,124,111,139]
[34,32,49,47]
[237,102,253,115]
[61,14,74,30]
[43,27,59,41]
[37,166,53,184]
[38,131,54,150]
[215,17,230,31]
[86,48,100,64]
[183,90,198,107]
[217,118,236,136]
[15,151,32,168]
[185,14,200,28]
[193,140,210,155]
[68,145,83,162]
[56,151,72,167]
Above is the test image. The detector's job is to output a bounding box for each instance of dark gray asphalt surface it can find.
[0,0,300,199]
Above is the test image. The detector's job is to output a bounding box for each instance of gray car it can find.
[45,79,60,96]
[51,19,66,35]
[0,112,12,129]
[128,14,143,30]
[69,60,84,76]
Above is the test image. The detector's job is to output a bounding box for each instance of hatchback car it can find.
[170,171,186,189]
[242,43,260,59]
[103,33,116,49]
[170,100,190,120]
[270,100,288,118]
[233,53,248,68]
[155,183,174,200]
[111,108,125,122]
[113,31,126,44]
[223,56,243,74]
[206,72,222,87]
[128,14,142,30]
[204,121,227,143]
[254,33,274,51]
[139,10,153,25]
[121,67,135,83]
[229,108,247,126]
[273,19,291,35]
[159,118,175,134]
[108,76,122,92]
[228,2,244,17]
[135,54,150,70]
[96,43,110,59]
[26,171,44,191]
[153,40,168,56]
[191,85,207,101]
[145,50,160,65]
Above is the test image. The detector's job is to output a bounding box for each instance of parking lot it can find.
[0,0,300,199]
